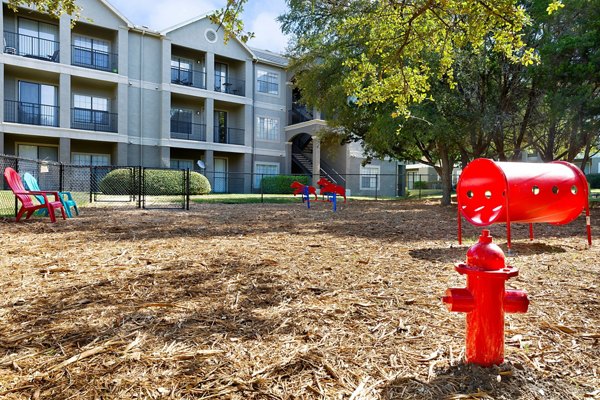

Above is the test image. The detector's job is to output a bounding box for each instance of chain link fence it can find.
[0,155,193,217]
[1,153,452,217]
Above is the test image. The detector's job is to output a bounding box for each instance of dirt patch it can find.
[0,200,598,399]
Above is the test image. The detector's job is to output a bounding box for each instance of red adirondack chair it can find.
[3,167,66,222]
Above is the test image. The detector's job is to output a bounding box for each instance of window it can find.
[257,70,279,95]
[17,18,59,60]
[73,94,111,131]
[18,81,58,127]
[73,35,111,70]
[170,109,193,135]
[254,162,279,189]
[18,144,58,161]
[215,62,229,92]
[72,153,110,166]
[171,58,193,85]
[360,165,380,190]
[170,159,194,170]
[256,116,280,141]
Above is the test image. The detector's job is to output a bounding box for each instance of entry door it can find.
[19,81,57,126]
[214,111,228,143]
[214,158,228,193]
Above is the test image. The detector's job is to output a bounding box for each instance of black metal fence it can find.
[0,155,191,217]
[0,153,453,217]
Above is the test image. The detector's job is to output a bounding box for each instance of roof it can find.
[251,48,289,68]
[161,13,255,59]
[101,0,134,28]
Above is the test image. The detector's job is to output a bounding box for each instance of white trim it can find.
[204,28,218,43]
[71,152,111,166]
[256,69,280,97]
[161,14,256,60]
[100,0,135,28]
[253,161,280,189]
[255,114,281,142]
[360,165,381,190]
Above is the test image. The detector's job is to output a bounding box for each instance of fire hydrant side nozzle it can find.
[443,229,529,367]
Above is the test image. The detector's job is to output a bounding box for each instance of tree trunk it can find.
[435,144,454,206]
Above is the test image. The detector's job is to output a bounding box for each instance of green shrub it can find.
[587,174,600,189]
[99,169,211,195]
[261,175,309,194]
[413,180,429,189]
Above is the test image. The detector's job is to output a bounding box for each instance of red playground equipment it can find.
[457,158,591,250]
[290,181,317,201]
[317,178,347,203]
[443,230,529,366]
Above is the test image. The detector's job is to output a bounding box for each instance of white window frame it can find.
[254,161,280,189]
[71,152,111,166]
[360,165,380,190]
[16,142,59,161]
[256,69,280,96]
[256,115,280,142]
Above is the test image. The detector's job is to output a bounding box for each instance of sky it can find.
[106,0,290,53]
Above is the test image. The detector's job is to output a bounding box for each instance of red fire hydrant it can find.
[443,230,529,366]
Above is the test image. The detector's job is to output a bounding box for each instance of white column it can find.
[59,73,71,129]
[117,82,128,135]
[206,52,215,91]
[312,136,321,183]
[59,14,71,64]
[205,98,214,143]
[117,27,128,75]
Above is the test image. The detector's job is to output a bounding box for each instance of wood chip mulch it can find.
[0,200,598,399]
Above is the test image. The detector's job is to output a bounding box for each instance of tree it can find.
[6,0,79,19]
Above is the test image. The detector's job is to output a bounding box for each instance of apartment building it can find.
[0,0,402,196]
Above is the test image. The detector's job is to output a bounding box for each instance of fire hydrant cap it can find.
[466,230,505,271]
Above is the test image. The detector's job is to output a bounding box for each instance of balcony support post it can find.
[59,14,71,64]
[59,73,71,129]
[0,64,4,122]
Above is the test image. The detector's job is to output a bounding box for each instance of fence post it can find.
[14,158,19,217]
[137,166,143,209]
[89,165,93,203]
[59,163,64,192]
[419,174,422,199]
[186,168,190,210]
[375,175,379,201]
[261,174,264,203]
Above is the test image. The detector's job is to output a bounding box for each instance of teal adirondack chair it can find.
[23,173,79,218]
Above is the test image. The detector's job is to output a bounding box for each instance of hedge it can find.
[587,174,600,189]
[99,169,211,195]
[261,175,309,194]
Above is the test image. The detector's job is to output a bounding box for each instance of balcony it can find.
[171,67,206,89]
[71,108,118,132]
[4,100,59,127]
[71,45,118,73]
[214,126,244,145]
[3,31,59,62]
[214,76,245,97]
[288,105,314,125]
[170,121,206,141]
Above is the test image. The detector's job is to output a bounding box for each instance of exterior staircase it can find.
[292,139,346,186]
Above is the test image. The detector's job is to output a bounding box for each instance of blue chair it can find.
[23,172,79,218]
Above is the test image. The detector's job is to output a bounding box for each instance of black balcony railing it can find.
[170,121,206,141]
[214,126,244,145]
[214,76,245,96]
[3,31,59,62]
[288,106,314,125]
[171,67,207,89]
[71,108,118,132]
[4,100,59,127]
[72,45,118,72]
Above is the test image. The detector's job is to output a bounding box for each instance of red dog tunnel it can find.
[457,158,591,249]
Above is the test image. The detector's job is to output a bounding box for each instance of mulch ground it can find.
[0,200,598,399]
